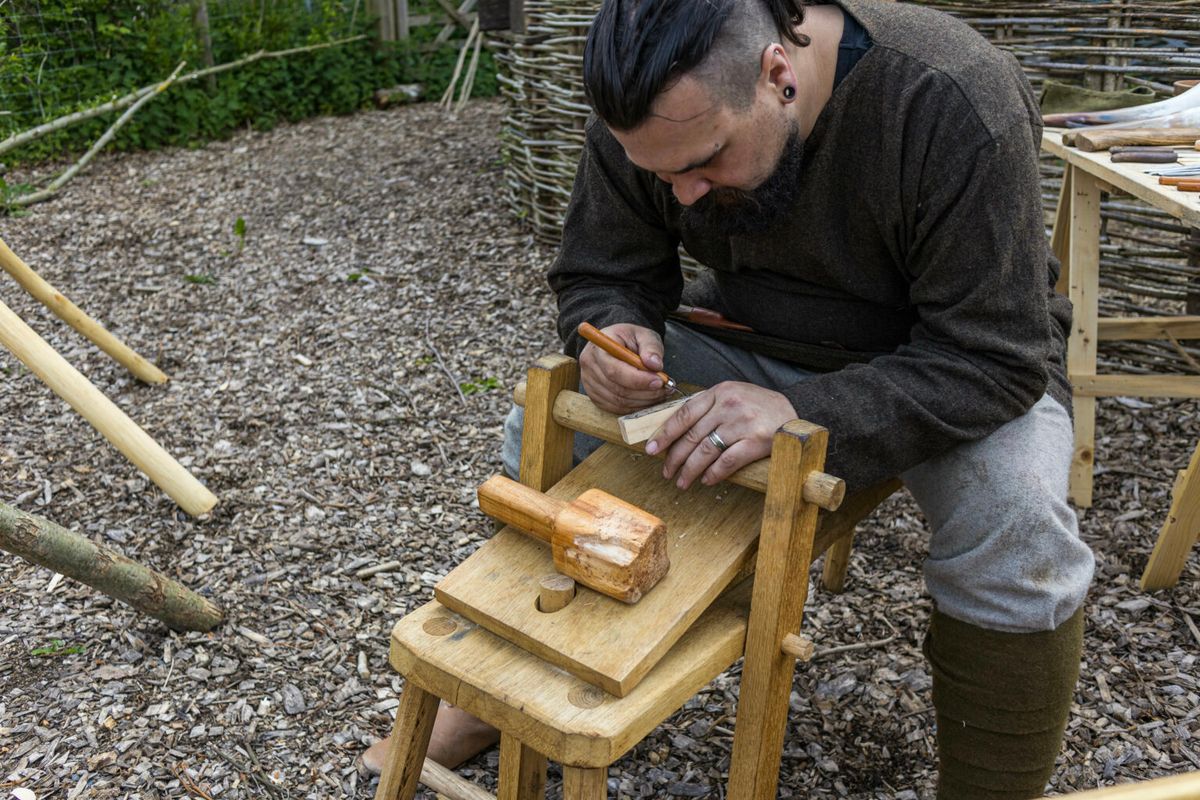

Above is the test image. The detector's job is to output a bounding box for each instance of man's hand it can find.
[580,323,674,414]
[646,382,798,489]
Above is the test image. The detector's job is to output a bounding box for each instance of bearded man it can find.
[365,1,1095,796]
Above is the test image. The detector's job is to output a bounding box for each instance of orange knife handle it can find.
[577,322,673,385]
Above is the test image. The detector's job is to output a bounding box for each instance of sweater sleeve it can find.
[781,112,1056,491]
[548,119,684,358]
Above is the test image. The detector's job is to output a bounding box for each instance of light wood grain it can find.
[422,759,497,800]
[1051,167,1072,295]
[391,582,753,767]
[1141,441,1200,590]
[0,237,168,384]
[618,395,690,444]
[562,766,607,799]
[497,734,545,800]
[1043,130,1200,227]
[1098,316,1200,340]
[0,297,217,516]
[537,574,576,613]
[728,421,828,800]
[520,355,579,492]
[820,532,854,594]
[1074,375,1200,398]
[1076,127,1200,152]
[374,684,440,800]
[780,633,814,661]
[436,444,764,696]
[1059,773,1200,799]
[1066,168,1102,508]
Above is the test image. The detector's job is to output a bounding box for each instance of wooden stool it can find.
[374,355,899,800]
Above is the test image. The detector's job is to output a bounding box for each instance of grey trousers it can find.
[503,322,1095,634]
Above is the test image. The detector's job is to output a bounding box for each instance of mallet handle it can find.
[0,298,217,516]
[477,475,564,543]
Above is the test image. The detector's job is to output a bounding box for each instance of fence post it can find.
[509,0,525,35]
[397,0,410,39]
[369,0,398,41]
[192,0,217,91]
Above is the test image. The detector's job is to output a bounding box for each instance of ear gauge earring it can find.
[783,85,796,100]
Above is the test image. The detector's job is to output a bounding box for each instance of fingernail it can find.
[645,441,658,455]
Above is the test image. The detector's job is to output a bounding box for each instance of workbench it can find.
[1044,129,1200,588]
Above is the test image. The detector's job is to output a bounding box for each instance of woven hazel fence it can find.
[495,1,1200,373]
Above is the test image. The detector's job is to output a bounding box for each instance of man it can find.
[367,0,1095,796]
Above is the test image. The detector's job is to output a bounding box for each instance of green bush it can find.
[0,0,496,165]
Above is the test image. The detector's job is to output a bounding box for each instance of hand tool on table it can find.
[669,304,755,332]
[578,321,687,397]
[1073,127,1200,152]
[477,474,670,604]
[1111,149,1181,164]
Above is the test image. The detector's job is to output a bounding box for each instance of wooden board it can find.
[434,443,765,697]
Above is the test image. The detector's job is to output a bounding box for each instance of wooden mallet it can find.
[477,475,669,604]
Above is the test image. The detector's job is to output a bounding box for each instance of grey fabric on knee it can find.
[502,323,1093,633]
[902,394,1093,633]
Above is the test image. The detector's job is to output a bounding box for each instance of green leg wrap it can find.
[924,607,1084,800]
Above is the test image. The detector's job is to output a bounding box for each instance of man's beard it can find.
[681,125,805,238]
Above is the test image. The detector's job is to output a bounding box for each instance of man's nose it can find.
[659,173,712,206]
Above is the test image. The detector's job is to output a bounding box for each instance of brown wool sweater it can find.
[548,0,1071,491]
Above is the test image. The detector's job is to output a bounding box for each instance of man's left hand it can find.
[645,382,798,489]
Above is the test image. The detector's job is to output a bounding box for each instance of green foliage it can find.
[233,215,246,252]
[29,638,86,657]
[0,1,498,165]
[184,272,215,284]
[460,376,500,395]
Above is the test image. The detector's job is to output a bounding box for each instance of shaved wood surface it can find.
[618,395,690,444]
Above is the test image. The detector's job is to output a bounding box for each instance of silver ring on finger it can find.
[707,430,729,452]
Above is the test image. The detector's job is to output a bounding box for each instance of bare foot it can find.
[360,702,500,775]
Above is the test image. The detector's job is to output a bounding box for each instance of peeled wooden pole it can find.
[0,501,222,631]
[0,237,167,384]
[0,298,217,515]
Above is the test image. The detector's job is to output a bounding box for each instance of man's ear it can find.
[759,43,797,103]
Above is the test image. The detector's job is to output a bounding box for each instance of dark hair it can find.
[583,0,809,131]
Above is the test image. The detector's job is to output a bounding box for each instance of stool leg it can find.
[1142,444,1200,590]
[562,766,607,799]
[498,733,546,800]
[374,683,440,800]
[820,531,854,593]
[1066,166,1101,508]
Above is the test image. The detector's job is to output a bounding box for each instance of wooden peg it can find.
[536,574,576,612]
[781,633,815,662]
